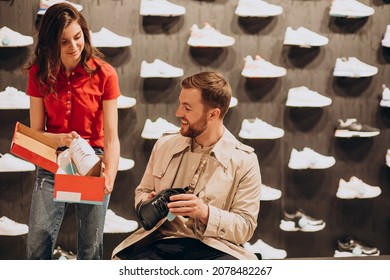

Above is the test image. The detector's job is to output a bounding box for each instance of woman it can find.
[25,3,120,259]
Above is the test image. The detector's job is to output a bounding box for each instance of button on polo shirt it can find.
[27,58,120,148]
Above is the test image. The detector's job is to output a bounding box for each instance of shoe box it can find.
[10,122,105,205]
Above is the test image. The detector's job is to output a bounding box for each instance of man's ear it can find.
[209,108,221,120]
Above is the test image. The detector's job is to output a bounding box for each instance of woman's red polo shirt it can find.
[27,58,120,148]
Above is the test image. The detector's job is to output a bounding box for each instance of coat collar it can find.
[164,127,238,169]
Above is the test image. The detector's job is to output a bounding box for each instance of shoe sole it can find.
[288,163,335,170]
[288,163,309,169]
[283,39,327,48]
[333,71,377,78]
[329,10,374,18]
[140,74,183,78]
[187,40,234,48]
[279,220,325,232]
[286,100,331,107]
[335,130,380,138]
[380,100,390,107]
[238,132,284,139]
[336,190,381,199]
[241,70,286,78]
[235,12,282,17]
[334,250,380,258]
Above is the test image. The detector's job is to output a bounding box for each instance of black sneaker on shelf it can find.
[137,187,189,230]
[334,237,380,257]
[335,118,380,138]
[279,209,325,232]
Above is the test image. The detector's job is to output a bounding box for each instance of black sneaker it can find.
[334,237,380,257]
[279,209,325,232]
[137,187,189,230]
[335,118,380,138]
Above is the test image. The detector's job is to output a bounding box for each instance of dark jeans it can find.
[119,237,238,260]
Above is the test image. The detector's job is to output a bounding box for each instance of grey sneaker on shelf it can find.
[335,118,380,138]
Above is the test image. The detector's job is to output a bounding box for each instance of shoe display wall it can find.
[0,0,389,260]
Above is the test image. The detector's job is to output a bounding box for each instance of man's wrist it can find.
[199,203,209,224]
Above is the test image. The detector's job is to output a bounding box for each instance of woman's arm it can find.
[102,98,120,194]
[29,96,77,147]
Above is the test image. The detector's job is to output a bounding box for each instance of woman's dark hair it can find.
[25,2,104,95]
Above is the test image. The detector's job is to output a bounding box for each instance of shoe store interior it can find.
[1,0,390,260]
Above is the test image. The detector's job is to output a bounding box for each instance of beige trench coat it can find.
[112,128,262,260]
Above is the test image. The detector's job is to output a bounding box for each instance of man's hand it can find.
[168,194,209,224]
[147,191,156,200]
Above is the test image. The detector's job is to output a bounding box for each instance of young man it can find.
[113,71,261,260]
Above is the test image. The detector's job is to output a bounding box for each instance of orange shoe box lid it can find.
[10,122,105,205]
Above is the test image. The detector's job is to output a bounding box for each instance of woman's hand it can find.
[59,131,79,147]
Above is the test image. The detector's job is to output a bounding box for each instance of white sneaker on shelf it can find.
[288,147,336,170]
[386,149,390,168]
[187,23,235,48]
[0,86,30,109]
[141,118,180,139]
[104,209,138,233]
[229,96,238,108]
[241,55,286,78]
[379,85,390,107]
[0,26,33,47]
[118,156,135,171]
[38,0,83,15]
[244,239,287,259]
[260,184,282,201]
[69,137,100,176]
[117,95,136,109]
[329,0,375,18]
[235,0,283,17]
[0,216,28,236]
[382,25,390,48]
[336,176,381,199]
[238,118,284,139]
[333,57,378,78]
[91,27,132,48]
[140,0,185,16]
[283,27,329,48]
[0,153,35,172]
[140,59,183,78]
[286,86,332,107]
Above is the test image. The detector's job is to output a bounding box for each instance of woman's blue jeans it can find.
[27,148,110,260]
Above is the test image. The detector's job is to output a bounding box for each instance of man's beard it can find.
[180,115,208,138]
